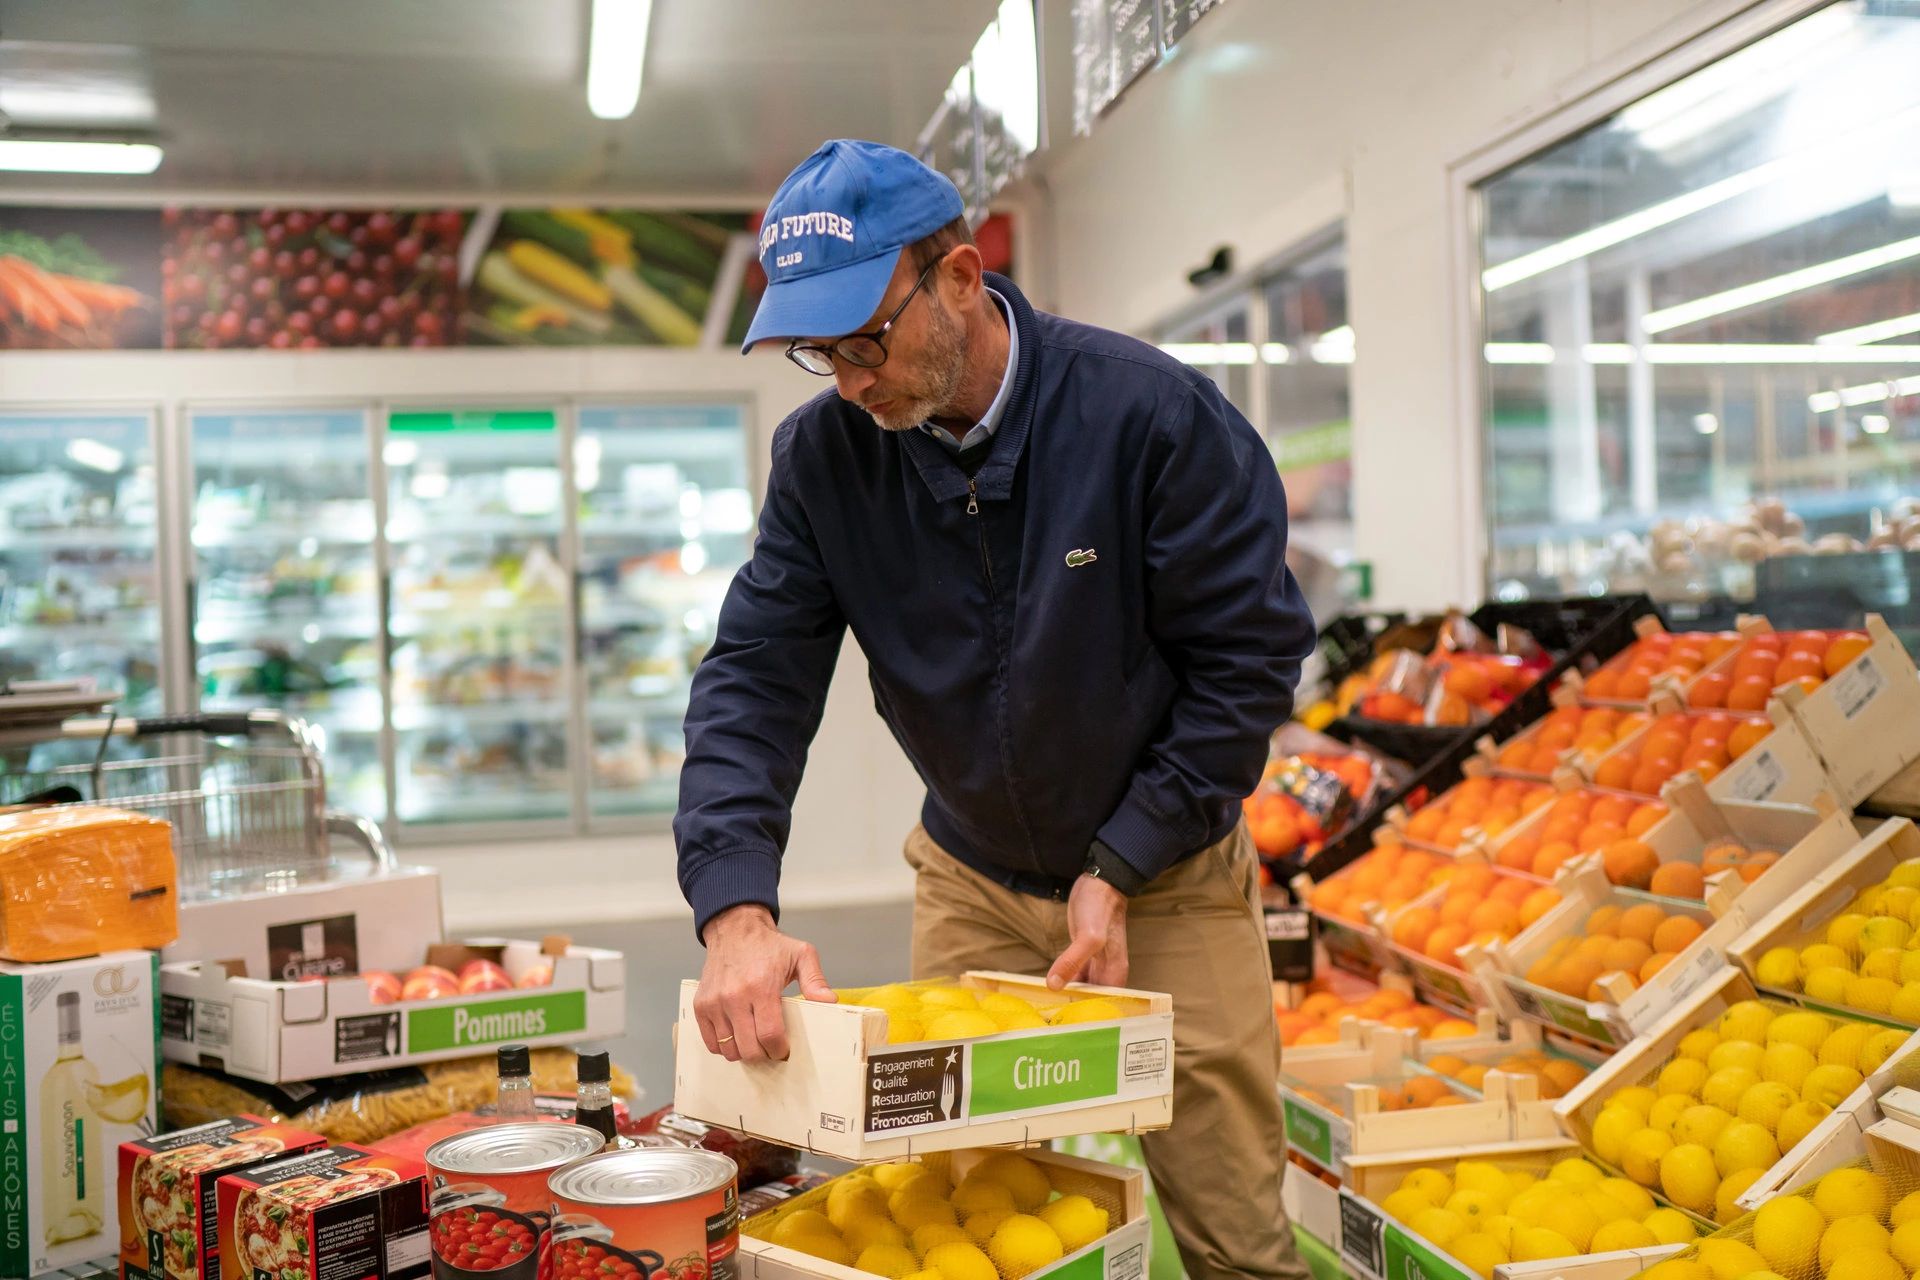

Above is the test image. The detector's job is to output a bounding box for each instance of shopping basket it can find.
[0,708,393,897]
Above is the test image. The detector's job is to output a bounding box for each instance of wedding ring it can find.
[717,1034,735,1043]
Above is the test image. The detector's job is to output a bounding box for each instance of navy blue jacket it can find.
[675,274,1316,937]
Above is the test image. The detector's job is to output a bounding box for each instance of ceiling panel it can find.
[0,0,1001,198]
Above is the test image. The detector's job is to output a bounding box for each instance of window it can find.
[1477,2,1920,600]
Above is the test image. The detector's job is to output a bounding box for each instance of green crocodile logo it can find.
[1065,548,1097,568]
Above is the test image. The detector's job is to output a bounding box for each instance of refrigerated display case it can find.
[189,407,384,819]
[575,403,751,817]
[0,410,161,712]
[384,408,571,827]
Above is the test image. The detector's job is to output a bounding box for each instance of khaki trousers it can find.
[904,823,1310,1280]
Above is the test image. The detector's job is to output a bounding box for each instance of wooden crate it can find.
[1705,702,1839,808]
[739,1147,1149,1280]
[1733,1033,1920,1212]
[1335,1146,1684,1280]
[673,972,1173,1162]
[1778,614,1920,808]
[1283,1159,1343,1252]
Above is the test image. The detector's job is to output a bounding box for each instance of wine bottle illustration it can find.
[43,991,104,1244]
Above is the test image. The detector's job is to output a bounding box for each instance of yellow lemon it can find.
[1696,1238,1769,1280]
[977,993,1039,1017]
[918,987,980,1011]
[1590,1218,1656,1251]
[922,1242,999,1280]
[791,1233,857,1266]
[772,1212,839,1247]
[1891,1218,1920,1269]
[1893,1189,1920,1227]
[1640,1264,1710,1280]
[1815,1167,1891,1222]
[1548,1157,1603,1188]
[893,1198,960,1233]
[1715,1167,1766,1224]
[1861,948,1906,982]
[1738,1080,1798,1133]
[1594,1177,1655,1218]
[1447,1233,1507,1279]
[1608,1085,1660,1119]
[1891,859,1920,889]
[856,1244,921,1278]
[1847,975,1901,1015]
[1677,1028,1721,1062]
[1702,1066,1759,1113]
[1035,1196,1107,1253]
[1546,1194,1600,1250]
[973,1153,1053,1213]
[1707,1040,1765,1075]
[1622,1128,1675,1187]
[986,1215,1064,1280]
[831,1181,894,1231]
[1799,943,1854,975]
[1401,1168,1453,1204]
[1755,947,1802,990]
[962,1210,1014,1245]
[1861,916,1913,952]
[1505,1185,1558,1228]
[1719,1000,1775,1043]
[1581,1188,1630,1225]
[950,1178,1016,1216]
[858,985,924,1013]
[1452,1162,1511,1209]
[1380,1189,1433,1225]
[1828,912,1872,955]
[1658,1142,1720,1216]
[911,1225,972,1259]
[1752,1195,1826,1275]
[1767,1010,1832,1052]
[1827,1253,1907,1280]
[845,1219,910,1256]
[1649,1093,1693,1137]
[984,1008,1046,1032]
[1712,1120,1779,1178]
[1592,1106,1647,1164]
[1890,981,1920,1024]
[1777,1100,1831,1152]
[1861,1028,1911,1074]
[1049,998,1123,1025]
[1676,1104,1732,1148]
[1900,950,1920,984]
[1480,1214,1521,1250]
[1819,1022,1877,1072]
[1407,1205,1467,1248]
[1802,1062,1863,1108]
[1444,1190,1500,1226]
[1642,1207,1698,1244]
[1806,967,1854,1003]
[1659,1057,1709,1098]
[1819,1214,1892,1271]
[1760,1042,1817,1092]
[873,1163,939,1193]
[924,1011,1000,1040]
[1508,1227,1578,1261]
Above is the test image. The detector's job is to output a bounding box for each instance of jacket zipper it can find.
[967,480,993,591]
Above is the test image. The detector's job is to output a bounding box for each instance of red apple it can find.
[458,964,513,995]
[458,958,508,984]
[363,970,402,1004]
[516,964,553,989]
[401,965,459,1002]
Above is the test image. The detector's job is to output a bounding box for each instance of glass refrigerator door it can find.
[386,409,569,826]
[0,412,161,712]
[189,408,384,819]
[575,404,752,820]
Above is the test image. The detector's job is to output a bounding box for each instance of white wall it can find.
[1019,0,1756,612]
[0,347,928,930]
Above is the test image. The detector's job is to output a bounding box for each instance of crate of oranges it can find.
[1771,615,1920,808]
[1575,624,1749,706]
[1557,966,1908,1232]
[1487,786,1670,884]
[1418,1021,1603,1102]
[1297,834,1450,977]
[1338,1148,1699,1280]
[1275,976,1482,1053]
[1585,707,1776,795]
[1397,771,1558,854]
[1618,1142,1920,1280]
[1727,816,1920,1032]
[1487,700,1638,780]
[1380,863,1561,1020]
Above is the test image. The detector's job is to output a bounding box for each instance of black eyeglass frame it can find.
[785,258,940,376]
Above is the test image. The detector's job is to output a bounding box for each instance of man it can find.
[676,139,1316,1280]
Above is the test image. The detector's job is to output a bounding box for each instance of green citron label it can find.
[969,1027,1118,1117]
[408,990,586,1052]
[1050,1245,1105,1280]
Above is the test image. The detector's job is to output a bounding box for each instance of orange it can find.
[1542,1059,1588,1093]
[1727,675,1772,712]
[1733,649,1781,680]
[1392,906,1439,953]
[1425,1094,1468,1107]
[1579,822,1628,853]
[1602,839,1659,888]
[1688,672,1731,708]
[1576,934,1615,961]
[1628,758,1679,796]
[1700,842,1748,877]
[1782,630,1831,657]
[1519,888,1561,928]
[1520,780,1556,809]
[1603,937,1655,972]
[1498,740,1533,769]
[1584,669,1620,699]
[1497,834,1540,871]
[1589,794,1637,828]
[1438,893,1479,927]
[1649,862,1705,899]
[1825,632,1871,675]
[1616,903,1666,944]
[1616,669,1652,699]
[1491,876,1535,906]
[1627,803,1668,837]
[1467,899,1521,937]
[1704,632,1744,660]
[1652,915,1704,954]
[1298,991,1343,1020]
[1295,1027,1340,1046]
[1641,951,1675,982]
[1585,904,1625,937]
[1727,720,1770,761]
[1427,1019,1478,1039]
[1427,1054,1468,1076]
[1449,864,1498,898]
[1424,924,1470,965]
[1532,842,1578,878]
[1403,1075,1453,1107]
[1737,851,1780,883]
[1551,956,1605,998]
[1774,653,1824,685]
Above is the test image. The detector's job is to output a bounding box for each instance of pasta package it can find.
[0,805,177,961]
[216,1145,429,1280]
[163,1049,639,1146]
[119,1115,328,1280]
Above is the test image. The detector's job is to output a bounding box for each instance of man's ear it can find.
[940,243,986,309]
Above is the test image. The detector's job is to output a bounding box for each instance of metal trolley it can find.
[0,708,393,896]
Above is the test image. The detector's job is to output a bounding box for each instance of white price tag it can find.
[1725,747,1785,802]
[1830,654,1886,721]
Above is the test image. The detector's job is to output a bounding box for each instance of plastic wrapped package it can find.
[0,805,176,961]
[624,1104,801,1186]
[163,1048,637,1144]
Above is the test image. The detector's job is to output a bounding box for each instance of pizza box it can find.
[160,937,624,1083]
[1776,614,1920,808]
[165,862,444,981]
[739,1146,1149,1280]
[1334,1145,1685,1280]
[1723,816,1920,1026]
[672,972,1174,1163]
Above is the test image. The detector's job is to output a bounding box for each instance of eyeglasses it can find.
[786,259,937,376]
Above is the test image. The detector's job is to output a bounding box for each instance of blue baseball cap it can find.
[742,139,965,354]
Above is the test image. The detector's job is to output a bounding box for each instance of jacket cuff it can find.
[1086,840,1150,897]
[1094,800,1199,893]
[686,848,783,943]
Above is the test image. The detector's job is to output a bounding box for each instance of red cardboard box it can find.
[217,1145,429,1280]
[120,1115,328,1280]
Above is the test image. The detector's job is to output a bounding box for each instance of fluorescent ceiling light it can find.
[587,0,653,120]
[1260,343,1291,364]
[1818,311,1920,345]
[65,438,125,472]
[1641,234,1920,334]
[1310,326,1354,364]
[971,0,1041,157]
[1484,343,1555,364]
[1693,413,1719,435]
[0,139,161,174]
[1862,414,1892,434]
[1808,374,1920,412]
[1488,342,1920,366]
[1158,342,1255,365]
[0,83,155,126]
[1584,344,1636,364]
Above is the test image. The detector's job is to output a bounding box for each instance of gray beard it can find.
[865,299,969,432]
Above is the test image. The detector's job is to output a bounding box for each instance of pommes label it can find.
[863,1015,1174,1136]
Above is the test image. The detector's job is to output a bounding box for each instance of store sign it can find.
[388,410,556,433]
[406,989,587,1052]
[1272,420,1353,471]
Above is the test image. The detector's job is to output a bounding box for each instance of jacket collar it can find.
[897,271,1036,503]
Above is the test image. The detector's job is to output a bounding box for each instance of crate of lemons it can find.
[834,983,1128,1045]
[1735,824,1920,1028]
[1370,1154,1700,1276]
[1581,999,1906,1229]
[743,1149,1141,1280]
[1623,1161,1920,1280]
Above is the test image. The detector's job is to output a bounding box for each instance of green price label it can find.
[1048,1246,1105,1280]
[968,1027,1119,1117]
[1546,997,1614,1044]
[1384,1224,1473,1280]
[1283,1097,1332,1167]
[407,990,586,1052]
[390,410,556,433]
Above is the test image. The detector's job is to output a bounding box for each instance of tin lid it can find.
[427,1122,605,1174]
[547,1148,736,1205]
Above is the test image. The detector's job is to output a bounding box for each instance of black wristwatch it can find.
[1085,840,1149,897]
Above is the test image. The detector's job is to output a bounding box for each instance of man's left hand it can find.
[1048,873,1129,989]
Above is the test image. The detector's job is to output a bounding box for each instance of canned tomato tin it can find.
[546,1148,739,1280]
[425,1123,606,1280]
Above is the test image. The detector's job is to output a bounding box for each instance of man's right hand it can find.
[694,904,836,1063]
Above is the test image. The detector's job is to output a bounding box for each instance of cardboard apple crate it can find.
[1639,1120,1920,1280]
[1724,816,1920,1024]
[160,937,624,1083]
[673,972,1174,1162]
[1335,1145,1685,1280]
[1771,614,1920,808]
[1483,800,1858,1047]
[740,1147,1149,1280]
[1555,965,1904,1217]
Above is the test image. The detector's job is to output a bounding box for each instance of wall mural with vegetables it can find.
[0,207,160,349]
[0,205,764,351]
[465,209,754,347]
